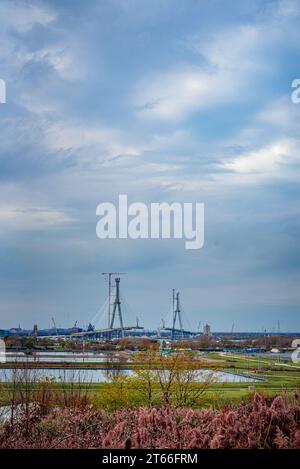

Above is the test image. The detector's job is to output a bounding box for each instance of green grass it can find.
[1,351,299,410]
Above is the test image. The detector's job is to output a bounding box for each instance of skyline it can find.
[0,0,300,331]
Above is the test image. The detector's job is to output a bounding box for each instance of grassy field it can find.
[1,351,299,410]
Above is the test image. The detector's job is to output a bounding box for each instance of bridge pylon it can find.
[172,290,184,340]
[110,277,124,338]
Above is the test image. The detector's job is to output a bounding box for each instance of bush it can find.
[1,392,300,449]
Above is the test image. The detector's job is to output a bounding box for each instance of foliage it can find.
[1,392,300,448]
[133,352,216,407]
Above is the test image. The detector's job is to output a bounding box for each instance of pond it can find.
[0,367,259,383]
[4,351,126,363]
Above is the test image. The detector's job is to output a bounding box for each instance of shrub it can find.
[0,392,300,449]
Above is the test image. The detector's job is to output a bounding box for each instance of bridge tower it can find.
[172,290,184,340]
[102,272,126,328]
[110,277,125,338]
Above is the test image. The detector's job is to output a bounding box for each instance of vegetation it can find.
[1,392,300,448]
[0,349,299,448]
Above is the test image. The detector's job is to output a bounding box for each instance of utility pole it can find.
[102,272,126,328]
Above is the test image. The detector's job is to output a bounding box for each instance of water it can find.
[5,351,122,363]
[1,351,260,383]
[0,367,258,383]
[8,350,292,364]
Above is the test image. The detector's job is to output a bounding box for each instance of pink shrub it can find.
[0,392,299,449]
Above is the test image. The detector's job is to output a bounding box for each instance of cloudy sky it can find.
[0,0,300,332]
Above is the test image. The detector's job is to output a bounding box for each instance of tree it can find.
[133,351,157,406]
[133,351,215,407]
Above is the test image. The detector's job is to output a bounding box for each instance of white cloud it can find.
[42,121,192,168]
[18,92,62,115]
[0,1,58,84]
[221,139,298,174]
[24,45,84,81]
[0,2,83,83]
[0,1,56,33]
[134,25,266,122]
[199,25,263,72]
[0,204,76,231]
[258,96,300,133]
[147,138,300,196]
[134,0,300,124]
[44,122,147,163]
[135,67,223,121]
[275,0,300,18]
[205,138,300,192]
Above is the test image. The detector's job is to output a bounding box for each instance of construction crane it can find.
[277,320,281,334]
[51,317,58,336]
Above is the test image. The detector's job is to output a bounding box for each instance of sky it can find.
[0,0,300,332]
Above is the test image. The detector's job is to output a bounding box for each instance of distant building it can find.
[292,338,300,349]
[33,324,38,338]
[203,324,212,337]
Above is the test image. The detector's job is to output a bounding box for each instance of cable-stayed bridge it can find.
[71,274,197,341]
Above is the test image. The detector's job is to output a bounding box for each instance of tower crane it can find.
[51,317,58,336]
